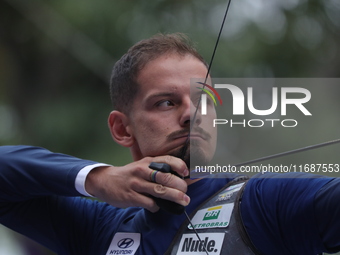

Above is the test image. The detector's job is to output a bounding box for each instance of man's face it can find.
[128,53,217,168]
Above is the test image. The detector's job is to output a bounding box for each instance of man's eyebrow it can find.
[146,92,179,101]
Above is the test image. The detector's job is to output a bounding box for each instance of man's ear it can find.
[108,111,134,147]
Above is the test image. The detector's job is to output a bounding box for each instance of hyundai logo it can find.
[117,238,134,249]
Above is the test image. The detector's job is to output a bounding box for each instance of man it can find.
[0,33,339,255]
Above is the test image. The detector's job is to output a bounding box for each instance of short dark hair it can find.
[109,33,207,113]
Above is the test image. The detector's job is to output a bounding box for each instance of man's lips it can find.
[167,127,212,142]
[174,133,207,140]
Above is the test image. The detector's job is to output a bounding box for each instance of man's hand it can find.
[85,156,190,212]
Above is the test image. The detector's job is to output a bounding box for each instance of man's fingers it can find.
[154,171,187,193]
[135,181,190,207]
[151,156,189,177]
[154,184,167,194]
[153,184,190,206]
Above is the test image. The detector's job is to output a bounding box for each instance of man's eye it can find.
[156,100,174,109]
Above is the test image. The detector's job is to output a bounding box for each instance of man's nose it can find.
[180,98,202,127]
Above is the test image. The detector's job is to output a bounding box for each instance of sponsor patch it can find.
[106,232,140,255]
[188,204,233,230]
[215,183,244,202]
[176,233,225,254]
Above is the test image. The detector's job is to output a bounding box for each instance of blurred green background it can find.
[0,0,339,254]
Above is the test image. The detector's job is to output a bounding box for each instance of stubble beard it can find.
[170,140,210,169]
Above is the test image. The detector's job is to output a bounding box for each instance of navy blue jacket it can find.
[0,145,338,254]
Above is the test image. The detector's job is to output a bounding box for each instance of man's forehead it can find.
[138,53,206,75]
[137,55,207,84]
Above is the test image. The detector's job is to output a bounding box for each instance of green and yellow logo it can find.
[203,206,222,221]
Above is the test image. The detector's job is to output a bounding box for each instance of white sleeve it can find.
[75,163,110,197]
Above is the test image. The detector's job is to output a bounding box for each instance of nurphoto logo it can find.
[198,83,312,128]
